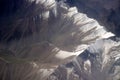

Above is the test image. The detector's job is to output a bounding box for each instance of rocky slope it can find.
[49,39,120,80]
[0,0,119,80]
[63,0,120,37]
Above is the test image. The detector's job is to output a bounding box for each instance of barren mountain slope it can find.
[0,0,119,80]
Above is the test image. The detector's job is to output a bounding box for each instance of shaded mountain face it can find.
[63,0,120,37]
[0,0,113,49]
[0,0,119,80]
[0,0,26,17]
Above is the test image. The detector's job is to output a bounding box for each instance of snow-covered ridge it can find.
[0,0,118,80]
[49,39,120,80]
